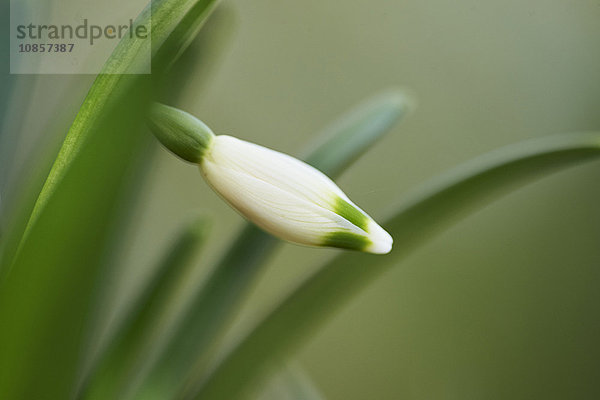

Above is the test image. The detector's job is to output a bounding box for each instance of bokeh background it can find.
[3,0,600,399]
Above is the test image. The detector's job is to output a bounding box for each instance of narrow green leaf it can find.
[77,4,234,381]
[0,1,221,399]
[194,132,600,400]
[79,218,210,400]
[13,0,220,253]
[0,0,49,272]
[162,6,236,99]
[132,225,278,400]
[302,90,414,177]
[137,90,412,399]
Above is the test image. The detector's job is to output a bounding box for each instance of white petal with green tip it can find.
[200,135,392,254]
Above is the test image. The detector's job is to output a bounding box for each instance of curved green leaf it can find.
[12,0,220,255]
[0,1,221,399]
[302,89,415,177]
[194,132,600,400]
[76,5,235,385]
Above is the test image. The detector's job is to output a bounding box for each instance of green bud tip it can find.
[147,103,215,163]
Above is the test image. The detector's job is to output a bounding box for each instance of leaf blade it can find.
[0,1,221,399]
[12,0,220,254]
[303,90,414,178]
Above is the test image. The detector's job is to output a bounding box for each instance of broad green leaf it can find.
[79,218,210,400]
[0,78,150,400]
[0,1,221,399]
[193,132,600,400]
[136,90,413,399]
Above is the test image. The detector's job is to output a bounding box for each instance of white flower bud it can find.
[200,135,392,254]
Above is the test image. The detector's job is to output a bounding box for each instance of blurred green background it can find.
[4,0,600,399]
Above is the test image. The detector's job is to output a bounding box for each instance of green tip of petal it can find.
[322,231,372,252]
[334,197,368,231]
[331,196,393,254]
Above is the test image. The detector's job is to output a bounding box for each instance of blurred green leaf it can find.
[135,90,413,399]
[259,363,325,400]
[0,77,151,400]
[80,218,210,400]
[0,0,221,399]
[193,132,600,400]
[0,0,42,268]
[79,2,234,378]
[163,6,236,99]
[302,90,414,178]
[13,0,220,251]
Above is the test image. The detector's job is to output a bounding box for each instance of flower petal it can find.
[201,135,392,254]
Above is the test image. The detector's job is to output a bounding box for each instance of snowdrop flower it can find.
[149,104,392,254]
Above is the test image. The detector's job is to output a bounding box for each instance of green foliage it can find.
[0,0,220,399]
[80,218,210,400]
[259,364,325,400]
[1,1,598,399]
